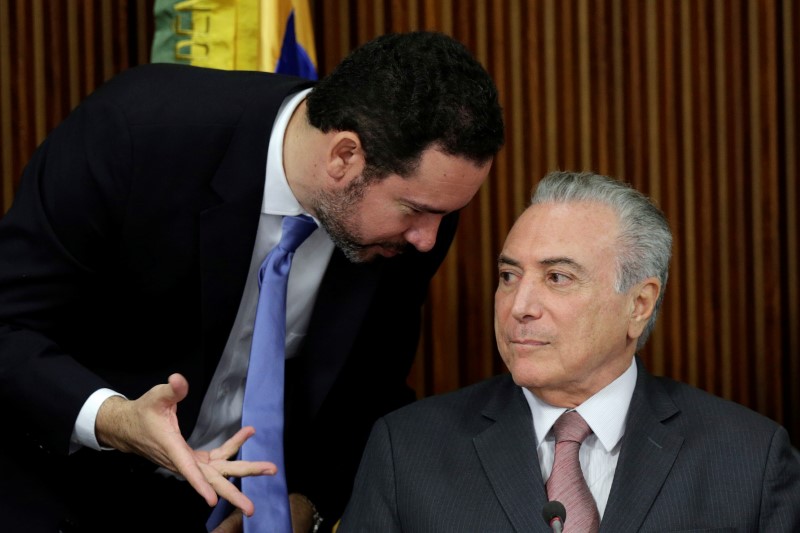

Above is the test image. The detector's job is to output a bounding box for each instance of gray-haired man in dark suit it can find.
[339,171,800,532]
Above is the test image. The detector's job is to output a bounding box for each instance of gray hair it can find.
[530,170,673,349]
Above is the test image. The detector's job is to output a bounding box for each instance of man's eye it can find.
[548,272,569,283]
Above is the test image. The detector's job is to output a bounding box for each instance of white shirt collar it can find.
[263,87,313,217]
[523,357,637,453]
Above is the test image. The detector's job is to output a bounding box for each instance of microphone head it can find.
[542,500,567,525]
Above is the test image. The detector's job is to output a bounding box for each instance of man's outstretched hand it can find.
[94,373,276,516]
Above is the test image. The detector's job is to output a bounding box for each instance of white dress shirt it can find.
[72,87,336,455]
[523,357,637,517]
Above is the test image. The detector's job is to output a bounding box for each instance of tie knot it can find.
[553,411,592,444]
[279,214,317,253]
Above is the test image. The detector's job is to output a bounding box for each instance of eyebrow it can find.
[497,254,587,275]
[542,256,588,276]
[405,200,449,215]
[497,254,521,268]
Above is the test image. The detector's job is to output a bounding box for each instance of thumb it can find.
[165,373,189,403]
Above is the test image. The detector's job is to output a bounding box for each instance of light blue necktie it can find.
[207,214,317,532]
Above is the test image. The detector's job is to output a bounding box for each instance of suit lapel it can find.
[199,194,261,388]
[473,376,552,533]
[198,75,314,389]
[600,359,684,532]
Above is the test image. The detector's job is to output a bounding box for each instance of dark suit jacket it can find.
[339,359,800,532]
[0,64,458,532]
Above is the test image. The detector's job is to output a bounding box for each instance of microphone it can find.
[542,500,566,533]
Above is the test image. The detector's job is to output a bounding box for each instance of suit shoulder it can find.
[104,63,311,91]
[81,64,314,124]
[384,373,516,425]
[653,374,782,433]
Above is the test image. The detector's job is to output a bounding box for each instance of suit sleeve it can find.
[337,417,403,532]
[759,425,800,530]
[0,90,131,454]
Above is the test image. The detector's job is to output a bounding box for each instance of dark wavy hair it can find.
[306,31,505,180]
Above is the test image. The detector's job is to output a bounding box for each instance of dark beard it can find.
[312,177,408,263]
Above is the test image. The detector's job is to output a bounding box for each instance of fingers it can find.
[200,462,255,517]
[214,460,277,479]
[205,426,278,477]
[191,426,277,516]
[208,461,276,516]
[210,426,256,461]
[200,457,276,515]
[170,441,219,507]
[207,426,276,476]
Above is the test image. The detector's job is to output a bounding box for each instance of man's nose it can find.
[404,216,441,253]
[510,281,544,321]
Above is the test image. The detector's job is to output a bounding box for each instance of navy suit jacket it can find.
[0,64,458,531]
[340,359,800,532]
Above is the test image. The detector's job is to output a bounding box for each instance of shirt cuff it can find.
[70,388,127,453]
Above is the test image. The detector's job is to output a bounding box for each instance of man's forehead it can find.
[381,153,491,212]
[501,202,618,264]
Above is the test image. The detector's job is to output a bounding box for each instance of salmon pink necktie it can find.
[545,410,600,533]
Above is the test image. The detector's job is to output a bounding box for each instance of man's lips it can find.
[378,248,400,257]
[509,338,550,346]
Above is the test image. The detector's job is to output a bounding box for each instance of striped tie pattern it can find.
[546,411,600,533]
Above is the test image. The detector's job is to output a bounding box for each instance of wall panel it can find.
[1,0,797,442]
[310,0,799,442]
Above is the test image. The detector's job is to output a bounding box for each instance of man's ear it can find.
[326,131,365,184]
[628,277,661,340]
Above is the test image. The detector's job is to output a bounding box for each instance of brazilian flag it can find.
[151,0,317,79]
